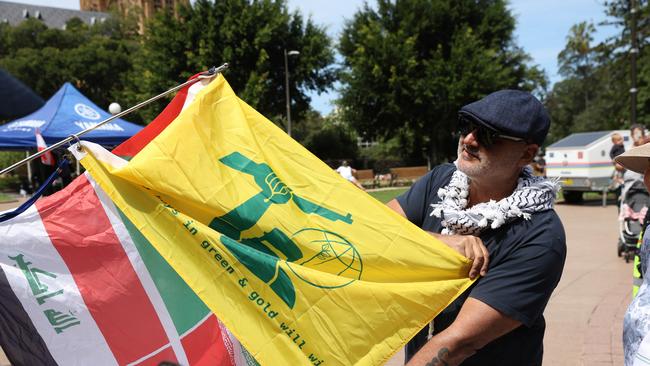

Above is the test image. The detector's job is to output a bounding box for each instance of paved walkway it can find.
[0,196,27,212]
[0,199,633,365]
[544,203,629,365]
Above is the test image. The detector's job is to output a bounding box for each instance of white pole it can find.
[25,151,32,186]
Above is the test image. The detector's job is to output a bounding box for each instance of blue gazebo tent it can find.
[0,69,44,119]
[0,82,142,149]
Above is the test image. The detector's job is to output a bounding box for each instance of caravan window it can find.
[601,150,606,157]
[549,152,554,158]
[578,152,583,159]
[624,136,630,142]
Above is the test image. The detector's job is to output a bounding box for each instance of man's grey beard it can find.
[456,140,486,178]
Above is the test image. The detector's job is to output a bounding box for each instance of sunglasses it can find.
[457,116,525,148]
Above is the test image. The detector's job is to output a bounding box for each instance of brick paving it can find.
[544,202,631,366]
[0,196,27,212]
[0,199,633,365]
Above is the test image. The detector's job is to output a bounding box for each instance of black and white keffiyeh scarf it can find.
[430,166,559,235]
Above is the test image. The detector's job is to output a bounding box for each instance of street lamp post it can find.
[284,49,300,137]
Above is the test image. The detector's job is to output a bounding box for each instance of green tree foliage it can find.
[0,151,25,172]
[547,21,601,140]
[558,22,597,79]
[122,0,336,125]
[338,0,545,165]
[0,15,140,114]
[304,125,358,162]
[546,1,650,142]
[292,109,359,162]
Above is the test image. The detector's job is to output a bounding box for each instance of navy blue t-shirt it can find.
[397,163,566,366]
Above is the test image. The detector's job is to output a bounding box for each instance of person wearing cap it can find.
[617,145,650,365]
[387,90,566,365]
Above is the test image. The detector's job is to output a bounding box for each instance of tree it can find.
[557,22,597,109]
[121,0,336,125]
[547,21,600,138]
[0,15,140,114]
[304,124,358,162]
[558,22,597,79]
[338,0,545,165]
[545,0,650,141]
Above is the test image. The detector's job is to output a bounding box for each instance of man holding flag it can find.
[389,90,566,365]
[69,74,478,365]
[2,70,522,366]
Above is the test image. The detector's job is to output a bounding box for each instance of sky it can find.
[11,0,620,115]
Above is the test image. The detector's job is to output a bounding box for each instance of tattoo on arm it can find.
[425,347,450,366]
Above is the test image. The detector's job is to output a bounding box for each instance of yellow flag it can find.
[74,75,473,365]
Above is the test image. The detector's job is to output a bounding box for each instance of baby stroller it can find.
[618,176,650,262]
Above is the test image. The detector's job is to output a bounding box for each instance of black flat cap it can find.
[458,90,550,146]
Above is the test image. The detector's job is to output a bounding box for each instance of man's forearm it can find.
[406,329,477,366]
[407,298,522,365]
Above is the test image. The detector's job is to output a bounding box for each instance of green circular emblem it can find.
[286,228,363,289]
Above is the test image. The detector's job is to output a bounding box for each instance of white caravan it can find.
[545,130,633,203]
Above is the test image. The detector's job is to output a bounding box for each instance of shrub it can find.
[0,175,21,192]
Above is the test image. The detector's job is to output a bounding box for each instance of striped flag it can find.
[0,75,256,365]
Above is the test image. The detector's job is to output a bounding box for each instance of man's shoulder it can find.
[424,163,456,183]
[505,209,566,255]
[530,207,562,223]
[432,162,456,174]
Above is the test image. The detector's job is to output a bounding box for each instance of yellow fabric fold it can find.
[76,75,474,366]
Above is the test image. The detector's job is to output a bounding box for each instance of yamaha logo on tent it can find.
[74,103,101,120]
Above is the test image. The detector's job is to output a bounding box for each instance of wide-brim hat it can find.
[615,143,650,174]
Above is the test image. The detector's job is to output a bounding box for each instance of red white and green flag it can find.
[35,128,55,166]
[0,75,256,365]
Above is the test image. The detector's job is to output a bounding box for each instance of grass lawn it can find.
[368,188,409,203]
[0,193,13,203]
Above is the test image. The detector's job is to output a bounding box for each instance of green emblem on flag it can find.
[9,253,81,334]
[210,152,360,309]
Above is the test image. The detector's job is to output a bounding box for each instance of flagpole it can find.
[0,63,228,176]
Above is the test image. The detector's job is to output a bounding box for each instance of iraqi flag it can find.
[35,128,55,166]
[0,75,256,365]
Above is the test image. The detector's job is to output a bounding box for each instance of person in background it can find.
[615,144,650,365]
[631,125,650,148]
[624,127,647,202]
[336,160,365,190]
[611,133,626,203]
[612,133,626,159]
